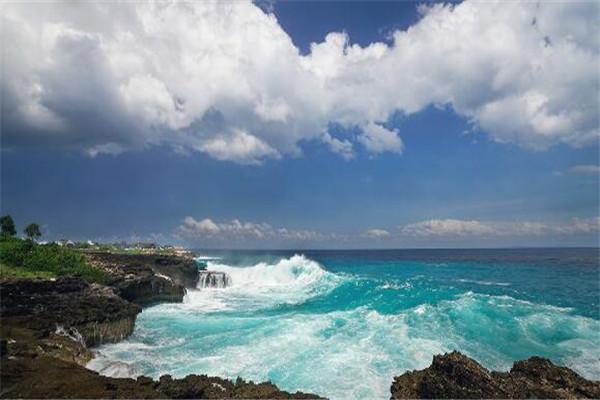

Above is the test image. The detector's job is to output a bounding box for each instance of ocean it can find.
[88,248,600,399]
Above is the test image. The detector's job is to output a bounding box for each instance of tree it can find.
[1,215,17,236]
[24,223,42,241]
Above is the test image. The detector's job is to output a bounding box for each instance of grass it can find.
[0,236,107,283]
[0,263,56,279]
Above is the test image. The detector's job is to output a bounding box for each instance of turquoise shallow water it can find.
[88,249,600,399]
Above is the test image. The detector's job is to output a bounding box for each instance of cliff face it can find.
[390,351,600,399]
[83,252,199,305]
[0,278,141,348]
[84,252,199,288]
[0,255,323,399]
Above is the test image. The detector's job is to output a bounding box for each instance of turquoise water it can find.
[89,249,600,399]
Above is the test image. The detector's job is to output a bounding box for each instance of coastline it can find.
[0,250,321,399]
[1,249,599,399]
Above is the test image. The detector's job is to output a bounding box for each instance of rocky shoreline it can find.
[1,251,599,399]
[0,251,320,399]
[391,351,600,399]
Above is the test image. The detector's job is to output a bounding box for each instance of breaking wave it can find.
[87,253,600,399]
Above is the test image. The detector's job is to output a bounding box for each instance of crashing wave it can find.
[181,255,341,311]
[198,271,232,288]
[206,254,334,288]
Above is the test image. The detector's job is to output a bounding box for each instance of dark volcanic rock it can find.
[111,264,186,305]
[83,252,201,305]
[0,264,323,399]
[84,252,193,305]
[0,355,323,399]
[0,277,141,348]
[390,351,600,399]
[84,252,199,288]
[156,374,322,399]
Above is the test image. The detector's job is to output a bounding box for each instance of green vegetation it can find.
[1,215,17,236]
[24,223,42,241]
[0,236,107,283]
[0,263,56,279]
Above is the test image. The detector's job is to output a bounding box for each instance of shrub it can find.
[0,236,107,283]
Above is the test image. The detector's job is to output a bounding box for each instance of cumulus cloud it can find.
[175,216,337,242]
[1,1,598,163]
[175,216,599,245]
[358,123,403,154]
[362,229,391,239]
[400,217,600,238]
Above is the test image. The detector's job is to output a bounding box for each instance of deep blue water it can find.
[89,248,600,399]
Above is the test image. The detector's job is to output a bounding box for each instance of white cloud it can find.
[176,216,599,245]
[358,123,403,154]
[176,216,335,242]
[401,219,496,237]
[400,217,600,238]
[1,1,598,162]
[321,132,354,160]
[363,229,391,239]
[559,164,600,176]
[197,129,280,165]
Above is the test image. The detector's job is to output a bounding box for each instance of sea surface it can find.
[88,248,600,399]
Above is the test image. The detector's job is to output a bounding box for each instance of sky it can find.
[1,1,599,249]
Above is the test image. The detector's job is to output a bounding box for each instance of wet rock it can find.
[390,351,600,399]
[0,278,141,348]
[0,355,163,399]
[155,374,320,399]
[0,355,323,399]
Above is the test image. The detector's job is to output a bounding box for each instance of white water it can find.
[88,254,600,399]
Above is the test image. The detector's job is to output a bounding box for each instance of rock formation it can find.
[84,252,199,304]
[0,355,322,399]
[390,351,600,399]
[84,252,199,288]
[0,278,141,348]
[0,253,322,399]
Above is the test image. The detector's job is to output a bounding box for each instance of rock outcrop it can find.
[84,252,199,288]
[0,257,322,399]
[83,252,200,305]
[0,355,322,399]
[390,351,600,399]
[0,278,141,348]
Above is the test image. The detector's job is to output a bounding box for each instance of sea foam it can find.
[87,253,600,400]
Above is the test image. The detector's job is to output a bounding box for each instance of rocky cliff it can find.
[83,252,199,305]
[390,351,600,399]
[84,252,199,288]
[0,254,322,399]
[0,278,141,348]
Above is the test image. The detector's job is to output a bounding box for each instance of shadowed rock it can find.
[83,252,199,305]
[0,354,323,399]
[0,278,141,348]
[83,252,199,288]
[0,271,323,399]
[390,351,600,399]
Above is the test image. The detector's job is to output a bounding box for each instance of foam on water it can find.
[88,253,600,399]
[182,255,342,312]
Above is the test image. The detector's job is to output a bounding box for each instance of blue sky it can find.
[1,1,599,248]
